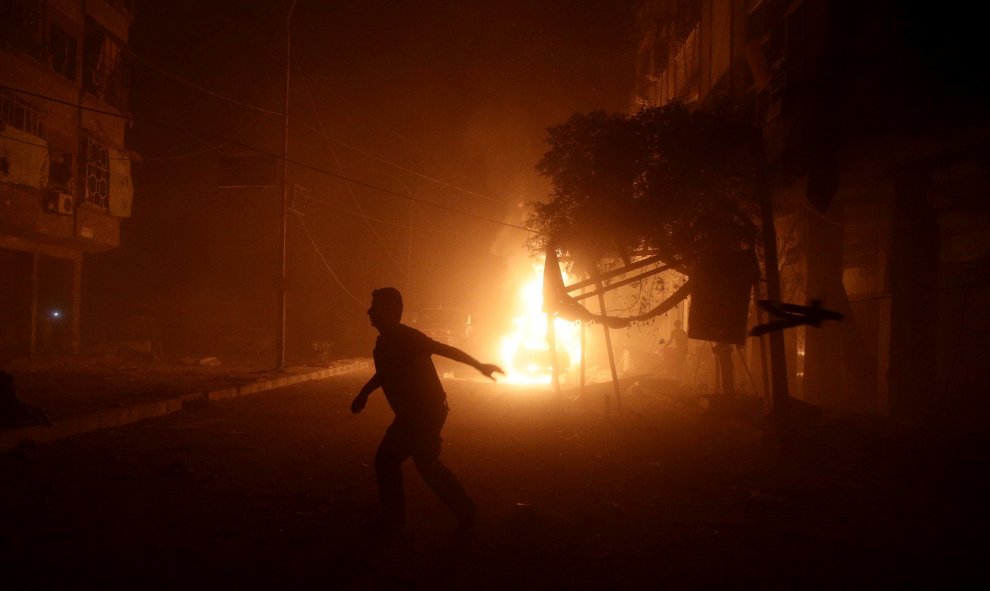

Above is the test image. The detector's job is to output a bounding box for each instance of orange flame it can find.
[499,256,582,384]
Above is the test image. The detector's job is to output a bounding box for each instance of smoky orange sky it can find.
[84,0,638,361]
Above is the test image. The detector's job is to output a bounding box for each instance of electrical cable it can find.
[294,210,369,308]
[296,191,470,235]
[0,130,46,148]
[26,28,504,204]
[296,65,396,254]
[305,83,427,160]
[299,81,512,207]
[129,2,286,161]
[138,140,227,161]
[122,41,504,204]
[129,52,284,117]
[0,83,534,234]
[122,1,287,118]
[289,71,503,205]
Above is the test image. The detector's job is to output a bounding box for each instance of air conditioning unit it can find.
[45,191,74,215]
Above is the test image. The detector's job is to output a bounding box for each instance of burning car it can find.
[509,345,571,381]
[412,307,472,348]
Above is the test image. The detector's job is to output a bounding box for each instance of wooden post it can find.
[547,310,561,397]
[596,279,622,416]
[714,342,734,411]
[579,320,586,399]
[757,306,772,410]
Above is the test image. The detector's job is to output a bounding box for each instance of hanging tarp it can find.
[108,148,132,217]
[0,125,49,189]
[688,243,760,344]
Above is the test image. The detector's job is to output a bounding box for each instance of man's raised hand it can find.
[350,393,368,414]
[478,363,505,381]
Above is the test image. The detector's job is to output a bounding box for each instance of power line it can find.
[308,123,507,205]
[139,140,227,161]
[136,67,278,161]
[0,83,534,234]
[296,65,396,254]
[295,191,471,235]
[123,1,287,118]
[124,43,505,205]
[294,211,369,308]
[306,83,428,159]
[131,9,286,161]
[0,130,46,148]
[129,52,285,117]
[290,67,505,206]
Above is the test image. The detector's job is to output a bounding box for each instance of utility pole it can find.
[277,0,299,371]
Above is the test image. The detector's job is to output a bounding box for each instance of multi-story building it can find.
[1,0,135,360]
[633,0,990,419]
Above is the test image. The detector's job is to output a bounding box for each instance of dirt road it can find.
[1,370,982,589]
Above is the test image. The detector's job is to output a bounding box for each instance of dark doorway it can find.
[36,255,74,356]
[0,249,33,361]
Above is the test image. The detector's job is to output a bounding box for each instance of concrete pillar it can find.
[30,252,38,357]
[72,256,82,354]
[803,205,844,406]
[888,168,938,420]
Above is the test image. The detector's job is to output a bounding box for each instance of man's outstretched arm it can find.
[432,343,504,381]
[351,373,381,414]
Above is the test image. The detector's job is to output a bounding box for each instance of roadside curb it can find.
[1,360,371,453]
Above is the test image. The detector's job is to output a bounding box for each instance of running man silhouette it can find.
[351,287,503,535]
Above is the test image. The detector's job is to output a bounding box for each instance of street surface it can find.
[1,369,983,589]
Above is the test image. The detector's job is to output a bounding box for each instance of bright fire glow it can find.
[499,257,583,384]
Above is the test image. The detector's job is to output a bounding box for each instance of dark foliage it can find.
[529,102,761,275]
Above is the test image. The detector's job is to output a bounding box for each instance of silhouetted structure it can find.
[634,0,990,420]
[1,0,136,359]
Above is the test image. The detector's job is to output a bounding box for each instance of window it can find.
[0,1,80,82]
[0,0,47,60]
[48,150,73,191]
[49,24,77,80]
[84,136,109,209]
[83,19,129,110]
[0,91,46,138]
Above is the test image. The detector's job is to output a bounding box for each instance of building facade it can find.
[1,0,135,360]
[633,0,990,419]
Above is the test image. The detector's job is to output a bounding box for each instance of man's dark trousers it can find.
[374,406,475,525]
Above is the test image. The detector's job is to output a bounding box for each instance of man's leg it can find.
[411,411,476,527]
[374,421,413,528]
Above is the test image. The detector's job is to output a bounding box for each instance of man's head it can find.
[368,287,403,330]
[673,319,683,329]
